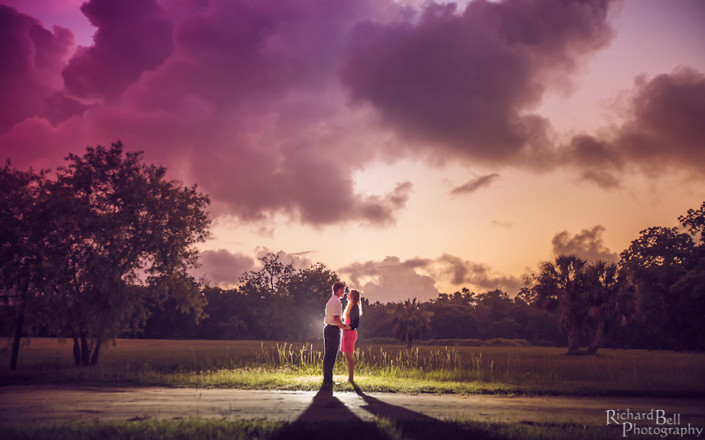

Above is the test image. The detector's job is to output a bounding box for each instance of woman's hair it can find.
[344,289,362,317]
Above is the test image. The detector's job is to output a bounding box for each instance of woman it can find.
[340,289,362,382]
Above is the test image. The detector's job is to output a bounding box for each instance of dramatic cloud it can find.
[2,0,702,232]
[451,173,499,195]
[341,0,616,166]
[190,249,255,288]
[339,253,523,303]
[566,67,705,186]
[0,6,79,132]
[551,225,619,263]
[617,68,705,173]
[62,0,174,102]
[0,0,413,227]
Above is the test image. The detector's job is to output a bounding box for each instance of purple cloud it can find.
[341,0,615,165]
[340,253,523,302]
[566,67,705,187]
[1,0,415,227]
[191,249,255,288]
[433,254,524,295]
[0,6,77,132]
[2,0,702,230]
[339,256,440,303]
[62,0,174,102]
[451,173,500,195]
[552,225,619,263]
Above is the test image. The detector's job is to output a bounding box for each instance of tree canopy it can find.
[1,143,211,367]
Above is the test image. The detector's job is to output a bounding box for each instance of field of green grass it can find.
[2,338,704,397]
[0,418,620,440]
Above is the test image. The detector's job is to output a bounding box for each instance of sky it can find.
[2,0,705,303]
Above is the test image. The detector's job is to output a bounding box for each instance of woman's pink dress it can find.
[340,316,357,353]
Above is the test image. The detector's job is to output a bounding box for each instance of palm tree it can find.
[531,255,589,354]
[585,262,635,354]
[389,298,431,349]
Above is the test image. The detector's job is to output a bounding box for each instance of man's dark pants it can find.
[323,324,340,383]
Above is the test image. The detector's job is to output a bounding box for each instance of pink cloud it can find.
[451,173,500,195]
[339,256,440,303]
[340,0,615,166]
[0,5,78,132]
[339,254,523,302]
[190,249,255,288]
[551,225,619,263]
[618,67,705,171]
[62,0,174,102]
[1,0,412,226]
[565,67,705,185]
[2,0,702,229]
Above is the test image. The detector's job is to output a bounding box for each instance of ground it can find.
[2,385,705,428]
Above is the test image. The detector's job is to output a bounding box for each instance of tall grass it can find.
[2,338,704,396]
[253,342,705,395]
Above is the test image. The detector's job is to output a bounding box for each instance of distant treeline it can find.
[136,199,705,352]
[135,286,565,346]
[136,197,705,353]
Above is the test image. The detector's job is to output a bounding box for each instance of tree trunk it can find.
[90,339,102,366]
[80,332,90,366]
[566,327,581,354]
[587,318,606,355]
[9,299,26,370]
[72,336,81,366]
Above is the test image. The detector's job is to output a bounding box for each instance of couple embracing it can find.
[322,282,362,387]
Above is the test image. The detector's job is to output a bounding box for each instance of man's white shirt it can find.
[324,294,343,325]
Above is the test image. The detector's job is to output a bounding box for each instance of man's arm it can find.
[332,315,345,327]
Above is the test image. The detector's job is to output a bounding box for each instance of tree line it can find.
[139,203,705,354]
[2,143,705,369]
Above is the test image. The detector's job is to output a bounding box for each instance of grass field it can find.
[0,418,620,440]
[2,338,704,397]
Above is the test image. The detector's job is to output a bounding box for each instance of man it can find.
[322,281,346,386]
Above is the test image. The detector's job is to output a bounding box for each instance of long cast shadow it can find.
[351,382,438,422]
[296,385,361,423]
[274,382,487,440]
[273,385,379,440]
[351,382,479,440]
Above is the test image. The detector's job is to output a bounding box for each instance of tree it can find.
[584,262,634,354]
[49,142,211,365]
[529,255,590,353]
[680,201,705,244]
[0,163,49,369]
[288,262,340,340]
[389,298,431,348]
[426,289,479,339]
[239,253,295,298]
[231,254,341,340]
[620,223,704,350]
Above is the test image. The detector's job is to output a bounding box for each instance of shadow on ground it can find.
[272,382,506,440]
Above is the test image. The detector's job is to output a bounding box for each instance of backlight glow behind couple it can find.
[323,282,362,388]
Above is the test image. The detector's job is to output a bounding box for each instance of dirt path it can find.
[2,385,705,427]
